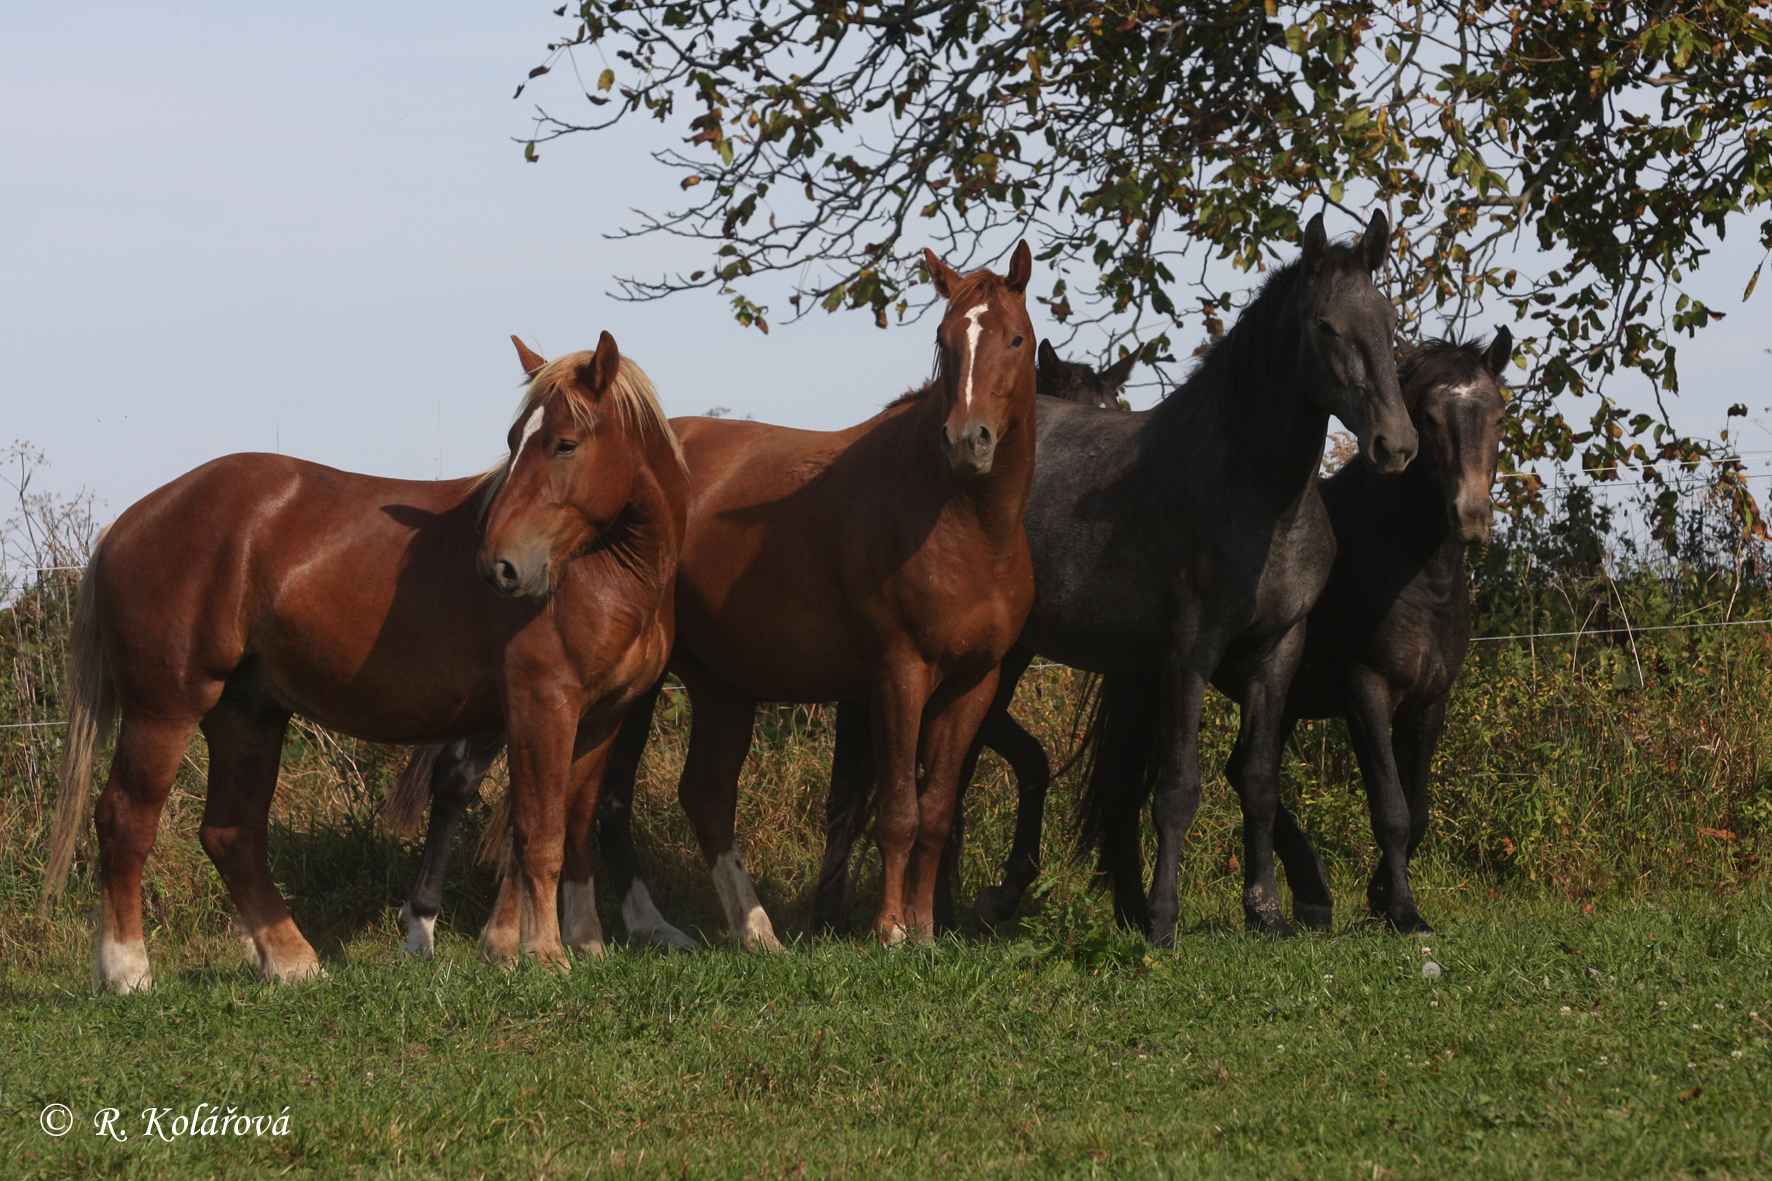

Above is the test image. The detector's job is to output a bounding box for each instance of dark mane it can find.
[1399,337,1494,408]
[885,377,938,411]
[1152,242,1368,422]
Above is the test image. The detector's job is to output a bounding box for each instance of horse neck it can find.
[588,437,682,598]
[1162,296,1327,514]
[1353,456,1466,580]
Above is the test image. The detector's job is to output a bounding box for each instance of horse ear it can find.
[511,335,547,379]
[1103,349,1139,390]
[1360,209,1391,272]
[1302,212,1328,271]
[1038,338,1060,371]
[578,330,620,398]
[923,247,961,299]
[1006,240,1033,293]
[1485,326,1514,379]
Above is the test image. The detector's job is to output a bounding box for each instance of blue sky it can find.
[4,3,1769,524]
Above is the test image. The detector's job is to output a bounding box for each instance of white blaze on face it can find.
[959,303,989,413]
[508,403,545,480]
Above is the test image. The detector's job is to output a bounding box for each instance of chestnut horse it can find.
[398,243,1039,948]
[41,332,686,989]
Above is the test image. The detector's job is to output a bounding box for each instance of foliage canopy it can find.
[517,0,1772,516]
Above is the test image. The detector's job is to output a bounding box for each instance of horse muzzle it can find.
[478,548,550,598]
[943,422,997,478]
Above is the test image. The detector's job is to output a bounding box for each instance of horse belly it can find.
[251,552,505,742]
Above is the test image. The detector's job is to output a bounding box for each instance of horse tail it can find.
[1052,671,1103,781]
[476,787,514,875]
[381,744,444,838]
[41,546,118,912]
[1071,670,1159,866]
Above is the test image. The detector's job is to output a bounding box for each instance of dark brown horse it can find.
[397,244,1040,949]
[1267,331,1512,932]
[42,333,686,989]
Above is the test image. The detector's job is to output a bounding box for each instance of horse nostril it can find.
[495,559,518,588]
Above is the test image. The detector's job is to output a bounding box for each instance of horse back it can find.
[96,452,514,736]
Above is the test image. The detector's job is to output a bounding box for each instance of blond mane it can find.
[475,351,686,518]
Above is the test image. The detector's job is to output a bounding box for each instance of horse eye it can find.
[1316,319,1338,338]
[1011,335,1024,347]
[554,439,579,456]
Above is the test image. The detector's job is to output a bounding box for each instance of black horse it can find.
[1036,339,1137,410]
[818,211,1417,945]
[929,331,1513,936]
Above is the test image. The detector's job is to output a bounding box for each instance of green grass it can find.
[5,876,1770,1179]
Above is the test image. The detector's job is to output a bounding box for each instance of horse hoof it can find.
[400,903,437,959]
[266,957,326,985]
[565,938,607,959]
[1384,910,1434,935]
[478,932,520,969]
[1294,902,1334,933]
[738,912,784,953]
[528,945,572,974]
[1244,908,1296,938]
[876,923,908,948]
[973,885,1022,929]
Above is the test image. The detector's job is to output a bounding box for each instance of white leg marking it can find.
[711,851,782,952]
[959,303,988,413]
[621,879,696,951]
[400,902,437,958]
[94,920,152,994]
[560,878,606,957]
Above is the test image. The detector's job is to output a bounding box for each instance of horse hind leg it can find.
[198,701,321,984]
[597,687,696,951]
[92,716,198,992]
[812,699,872,934]
[678,694,779,952]
[400,737,501,957]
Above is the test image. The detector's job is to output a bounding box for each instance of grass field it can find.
[4,865,1770,1178]
[4,598,1770,1176]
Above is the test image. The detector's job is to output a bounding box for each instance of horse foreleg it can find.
[813,700,872,934]
[92,716,197,992]
[1223,625,1308,938]
[1380,694,1446,934]
[199,703,322,983]
[1269,716,1334,931]
[870,661,934,946]
[494,695,577,971]
[402,736,501,957]
[974,716,1049,928]
[1147,657,1207,948]
[907,669,1000,941]
[559,735,621,958]
[968,651,1043,928]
